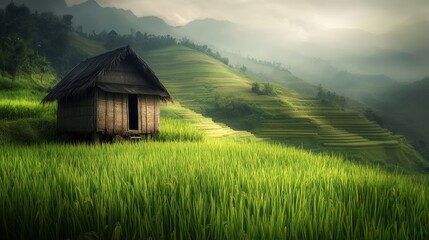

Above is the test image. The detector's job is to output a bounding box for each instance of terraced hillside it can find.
[142,46,428,171]
[161,103,258,142]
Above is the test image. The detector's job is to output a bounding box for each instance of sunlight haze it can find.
[65,0,429,34]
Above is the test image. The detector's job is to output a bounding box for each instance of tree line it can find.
[79,29,230,66]
[317,85,346,108]
[80,29,177,52]
[251,82,276,96]
[0,3,85,78]
[0,2,244,81]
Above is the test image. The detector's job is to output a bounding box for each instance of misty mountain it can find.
[67,0,174,35]
[1,0,67,13]
[287,56,399,104]
[376,77,429,142]
[5,0,428,103]
[176,19,262,52]
[3,0,175,35]
[383,21,429,56]
[290,26,429,81]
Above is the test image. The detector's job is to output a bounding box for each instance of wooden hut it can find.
[43,46,172,139]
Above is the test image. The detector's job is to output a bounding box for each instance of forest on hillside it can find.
[0,3,79,77]
[0,2,230,80]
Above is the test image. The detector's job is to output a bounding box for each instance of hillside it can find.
[2,137,429,239]
[373,77,429,147]
[3,28,425,172]
[2,2,429,239]
[1,34,429,239]
[140,46,428,172]
[1,73,429,239]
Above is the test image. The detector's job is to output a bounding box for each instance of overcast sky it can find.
[65,0,429,35]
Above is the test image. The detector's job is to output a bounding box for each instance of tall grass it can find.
[0,141,428,239]
[154,118,205,142]
[0,99,56,120]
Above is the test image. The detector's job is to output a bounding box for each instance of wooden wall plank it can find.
[114,93,123,134]
[141,95,148,133]
[123,94,128,132]
[92,90,97,133]
[138,94,142,132]
[146,96,155,133]
[155,98,160,132]
[106,93,114,134]
[57,90,163,135]
[97,90,106,132]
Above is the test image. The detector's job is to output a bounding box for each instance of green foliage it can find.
[413,140,429,161]
[0,37,428,239]
[0,142,428,239]
[69,32,106,57]
[214,94,262,117]
[246,57,290,72]
[0,75,23,90]
[84,29,177,52]
[239,64,247,73]
[0,33,34,77]
[251,82,260,93]
[179,38,229,65]
[212,95,264,130]
[0,99,56,120]
[263,82,275,96]
[153,118,205,142]
[364,108,384,126]
[0,117,57,144]
[251,82,276,96]
[317,84,346,108]
[0,3,85,77]
[143,46,427,170]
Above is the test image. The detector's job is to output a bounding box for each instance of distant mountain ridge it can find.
[375,77,429,143]
[7,0,428,81]
[0,0,68,13]
[3,0,428,109]
[67,0,174,35]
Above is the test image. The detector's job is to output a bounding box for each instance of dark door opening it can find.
[128,94,138,130]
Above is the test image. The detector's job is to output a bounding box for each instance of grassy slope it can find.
[0,38,429,238]
[0,75,256,144]
[224,51,319,96]
[0,75,57,144]
[141,46,428,172]
[69,32,107,57]
[1,142,429,239]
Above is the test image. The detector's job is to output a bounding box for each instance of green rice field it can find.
[142,46,428,171]
[1,44,429,239]
[1,141,429,239]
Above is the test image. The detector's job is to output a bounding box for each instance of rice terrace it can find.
[1,1,429,239]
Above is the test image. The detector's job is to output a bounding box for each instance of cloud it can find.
[66,0,429,34]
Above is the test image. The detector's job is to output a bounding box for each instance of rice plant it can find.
[154,117,205,142]
[0,99,56,120]
[0,141,428,239]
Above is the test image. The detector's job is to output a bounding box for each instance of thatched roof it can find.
[43,46,172,103]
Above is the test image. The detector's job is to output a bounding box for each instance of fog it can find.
[64,0,429,34]
[2,0,429,83]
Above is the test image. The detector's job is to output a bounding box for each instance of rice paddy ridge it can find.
[143,46,400,148]
[280,94,400,147]
[142,46,427,170]
[162,103,259,142]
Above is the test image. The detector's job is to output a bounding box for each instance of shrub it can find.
[251,82,276,96]
[215,95,253,116]
[317,85,346,108]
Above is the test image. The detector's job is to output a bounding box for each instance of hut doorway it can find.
[128,94,139,130]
